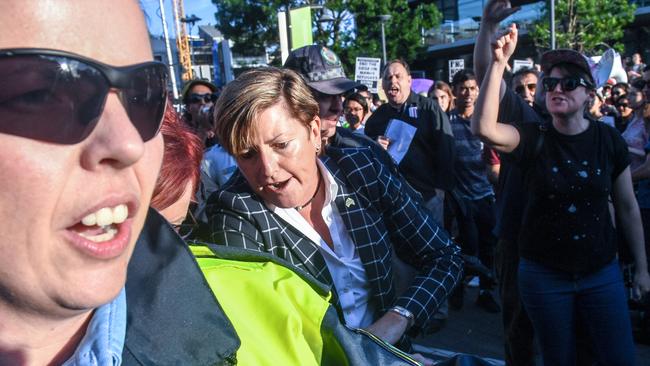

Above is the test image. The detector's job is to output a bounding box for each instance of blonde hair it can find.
[214,67,319,156]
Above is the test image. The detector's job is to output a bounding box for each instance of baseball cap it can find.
[283,45,361,95]
[541,49,595,86]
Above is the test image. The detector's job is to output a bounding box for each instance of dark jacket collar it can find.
[122,209,240,365]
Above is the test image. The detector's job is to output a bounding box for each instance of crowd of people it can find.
[1,0,650,365]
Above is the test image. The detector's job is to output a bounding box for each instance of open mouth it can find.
[260,178,291,193]
[65,203,132,259]
[75,204,128,242]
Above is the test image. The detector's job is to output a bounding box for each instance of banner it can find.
[448,59,464,82]
[512,59,534,74]
[290,7,313,50]
[354,57,381,93]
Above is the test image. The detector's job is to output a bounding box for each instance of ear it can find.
[309,116,321,142]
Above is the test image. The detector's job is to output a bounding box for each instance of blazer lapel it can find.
[322,152,389,308]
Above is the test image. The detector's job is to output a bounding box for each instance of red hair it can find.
[151,101,204,211]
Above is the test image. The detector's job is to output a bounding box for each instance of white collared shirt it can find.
[270,160,376,328]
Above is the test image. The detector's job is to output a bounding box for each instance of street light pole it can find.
[550,0,556,49]
[379,14,391,65]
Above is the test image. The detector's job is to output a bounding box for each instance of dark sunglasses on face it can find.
[616,101,630,109]
[189,93,218,104]
[0,48,168,145]
[542,76,592,92]
[515,83,537,95]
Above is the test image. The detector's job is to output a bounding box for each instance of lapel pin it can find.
[345,198,355,208]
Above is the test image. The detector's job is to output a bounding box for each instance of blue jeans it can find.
[518,258,635,366]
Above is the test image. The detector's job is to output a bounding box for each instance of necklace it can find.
[295,174,321,211]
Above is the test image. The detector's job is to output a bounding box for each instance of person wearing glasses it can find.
[0,1,245,364]
[511,67,538,107]
[620,82,648,170]
[472,23,650,365]
[182,79,219,146]
[343,92,369,134]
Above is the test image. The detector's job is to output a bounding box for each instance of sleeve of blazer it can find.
[369,153,463,329]
[198,186,270,253]
[207,208,267,252]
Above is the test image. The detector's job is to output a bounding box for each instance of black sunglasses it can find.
[189,93,218,104]
[542,76,592,92]
[515,83,537,95]
[0,48,168,144]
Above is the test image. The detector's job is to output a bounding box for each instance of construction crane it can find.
[172,0,193,81]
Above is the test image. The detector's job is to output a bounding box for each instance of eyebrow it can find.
[263,131,292,145]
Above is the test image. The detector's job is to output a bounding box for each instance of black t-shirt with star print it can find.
[510,120,629,274]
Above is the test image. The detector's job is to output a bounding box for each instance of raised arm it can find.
[474,0,519,95]
[471,24,521,153]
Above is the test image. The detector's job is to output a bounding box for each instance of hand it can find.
[482,0,520,25]
[410,353,434,366]
[491,23,518,64]
[633,268,650,300]
[364,311,409,345]
[377,135,390,150]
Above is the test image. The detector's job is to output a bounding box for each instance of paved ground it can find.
[414,285,650,365]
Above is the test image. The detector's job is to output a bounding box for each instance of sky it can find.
[142,0,218,37]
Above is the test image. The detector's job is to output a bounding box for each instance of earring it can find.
[315,144,321,153]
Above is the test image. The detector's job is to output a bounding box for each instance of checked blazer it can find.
[202,146,463,333]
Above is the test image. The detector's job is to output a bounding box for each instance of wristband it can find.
[389,306,415,328]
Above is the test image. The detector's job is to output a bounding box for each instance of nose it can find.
[80,93,147,170]
[526,88,535,99]
[257,149,278,179]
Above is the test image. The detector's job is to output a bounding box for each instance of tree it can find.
[317,0,442,72]
[212,0,442,70]
[212,0,288,57]
[530,0,635,54]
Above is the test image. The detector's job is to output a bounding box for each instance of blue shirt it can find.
[449,110,494,200]
[63,288,126,366]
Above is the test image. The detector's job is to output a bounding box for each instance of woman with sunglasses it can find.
[0,2,244,364]
[472,24,650,365]
[620,83,649,170]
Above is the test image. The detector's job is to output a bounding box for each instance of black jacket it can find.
[122,209,240,365]
[365,92,456,199]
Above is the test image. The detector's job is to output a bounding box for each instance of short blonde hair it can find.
[214,67,319,156]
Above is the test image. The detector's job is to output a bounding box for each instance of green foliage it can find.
[530,0,636,54]
[212,0,290,57]
[211,0,442,71]
[316,0,442,71]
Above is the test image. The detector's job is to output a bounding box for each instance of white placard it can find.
[512,59,534,73]
[355,57,382,93]
[448,59,465,82]
[384,118,417,164]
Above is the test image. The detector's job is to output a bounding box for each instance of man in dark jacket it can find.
[365,59,456,223]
